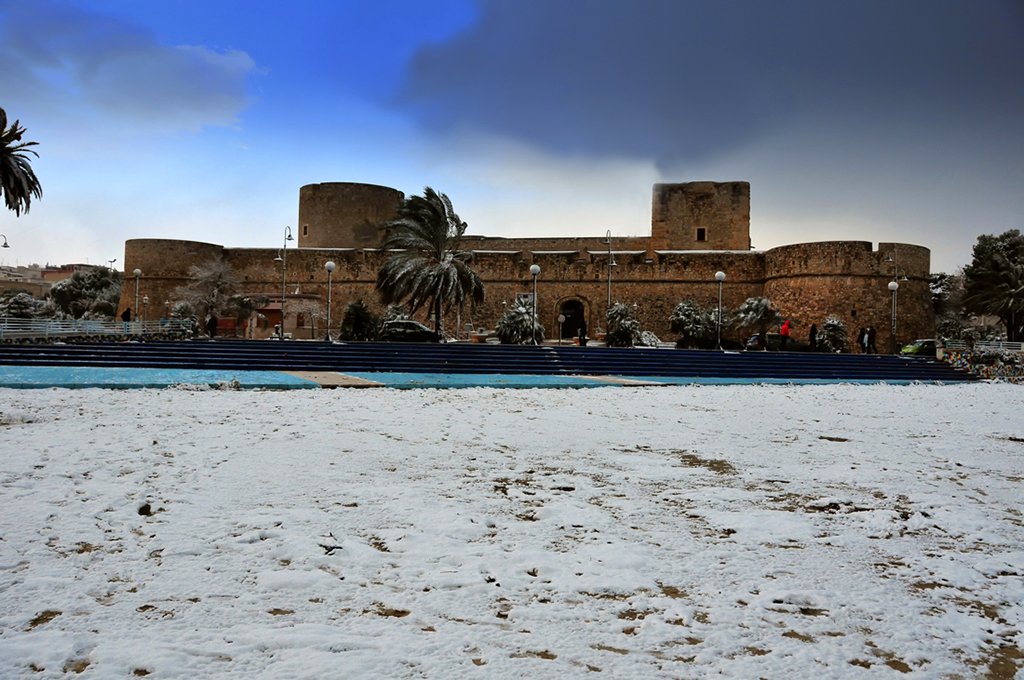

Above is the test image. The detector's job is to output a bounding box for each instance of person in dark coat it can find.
[578,319,588,347]
[857,327,868,353]
[121,308,131,322]
[867,326,878,354]
[808,323,818,352]
[207,316,218,338]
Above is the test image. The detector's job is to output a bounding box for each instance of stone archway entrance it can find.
[558,299,588,340]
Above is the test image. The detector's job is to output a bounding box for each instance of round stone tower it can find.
[297,182,404,249]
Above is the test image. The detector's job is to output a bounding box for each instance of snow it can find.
[0,382,1022,679]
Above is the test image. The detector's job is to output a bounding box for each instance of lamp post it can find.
[142,295,149,323]
[133,269,141,321]
[715,270,726,350]
[530,264,541,345]
[274,227,294,339]
[884,249,908,354]
[325,261,336,341]
[603,230,617,309]
[0,234,9,248]
[888,280,899,354]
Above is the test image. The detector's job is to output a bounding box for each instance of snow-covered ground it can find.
[1,383,1022,679]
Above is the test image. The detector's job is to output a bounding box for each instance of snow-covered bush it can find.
[639,330,662,347]
[0,291,43,318]
[818,316,847,353]
[606,302,642,348]
[669,300,732,348]
[496,300,544,344]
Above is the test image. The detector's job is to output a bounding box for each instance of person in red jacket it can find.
[780,319,791,350]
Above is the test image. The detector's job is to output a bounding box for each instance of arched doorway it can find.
[558,299,588,340]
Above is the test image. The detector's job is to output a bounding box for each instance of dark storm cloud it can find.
[395,0,1024,168]
[0,0,255,133]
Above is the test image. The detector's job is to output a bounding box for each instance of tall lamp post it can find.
[1,234,10,248]
[325,261,336,341]
[530,264,541,346]
[273,226,294,339]
[884,249,908,354]
[142,295,149,323]
[888,280,899,354]
[715,270,726,350]
[603,230,617,308]
[133,269,141,321]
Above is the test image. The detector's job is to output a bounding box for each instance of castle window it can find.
[302,225,308,236]
[696,228,707,242]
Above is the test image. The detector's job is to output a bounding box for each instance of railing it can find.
[0,317,188,340]
[943,339,1024,353]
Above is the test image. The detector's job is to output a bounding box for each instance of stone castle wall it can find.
[118,181,934,346]
[298,182,404,249]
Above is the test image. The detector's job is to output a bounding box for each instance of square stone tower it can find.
[650,181,751,251]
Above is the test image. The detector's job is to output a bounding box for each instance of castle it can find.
[117,181,934,346]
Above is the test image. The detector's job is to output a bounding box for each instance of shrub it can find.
[606,302,642,348]
[339,300,379,341]
[818,316,847,353]
[496,300,544,344]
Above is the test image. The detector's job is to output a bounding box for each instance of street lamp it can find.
[884,250,909,354]
[142,295,149,323]
[133,269,141,321]
[0,234,9,248]
[530,264,541,345]
[603,230,617,308]
[715,270,726,350]
[274,227,294,339]
[888,280,899,354]
[325,261,336,341]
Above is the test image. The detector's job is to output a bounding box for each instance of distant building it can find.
[118,181,933,346]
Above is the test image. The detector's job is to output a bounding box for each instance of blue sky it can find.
[1,0,1021,273]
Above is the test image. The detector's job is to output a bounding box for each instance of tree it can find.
[170,301,200,336]
[174,258,239,329]
[606,302,643,347]
[818,315,847,353]
[375,188,485,341]
[669,300,733,349]
[224,294,268,338]
[736,297,783,350]
[495,299,544,344]
[0,108,42,216]
[49,267,123,319]
[339,300,380,341]
[962,230,1024,342]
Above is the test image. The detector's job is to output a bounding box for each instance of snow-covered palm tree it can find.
[0,108,42,216]
[375,188,484,340]
[737,297,783,350]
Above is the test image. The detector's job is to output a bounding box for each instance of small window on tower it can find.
[302,225,308,236]
[696,228,707,242]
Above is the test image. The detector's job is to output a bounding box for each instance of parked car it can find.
[901,338,939,357]
[378,319,440,343]
[745,333,811,352]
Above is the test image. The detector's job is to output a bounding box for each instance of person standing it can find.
[808,323,818,352]
[867,326,878,354]
[578,319,588,347]
[780,319,791,350]
[857,327,868,354]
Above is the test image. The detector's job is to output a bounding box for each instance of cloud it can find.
[0,0,256,139]
[395,0,1024,169]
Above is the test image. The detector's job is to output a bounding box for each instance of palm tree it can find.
[737,297,784,350]
[0,108,42,216]
[375,188,484,340]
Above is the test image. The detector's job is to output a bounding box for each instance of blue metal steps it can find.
[0,340,978,383]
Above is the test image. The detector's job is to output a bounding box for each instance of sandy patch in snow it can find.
[0,383,1022,679]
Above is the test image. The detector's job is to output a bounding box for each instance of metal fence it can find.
[0,317,188,340]
[944,339,1024,353]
